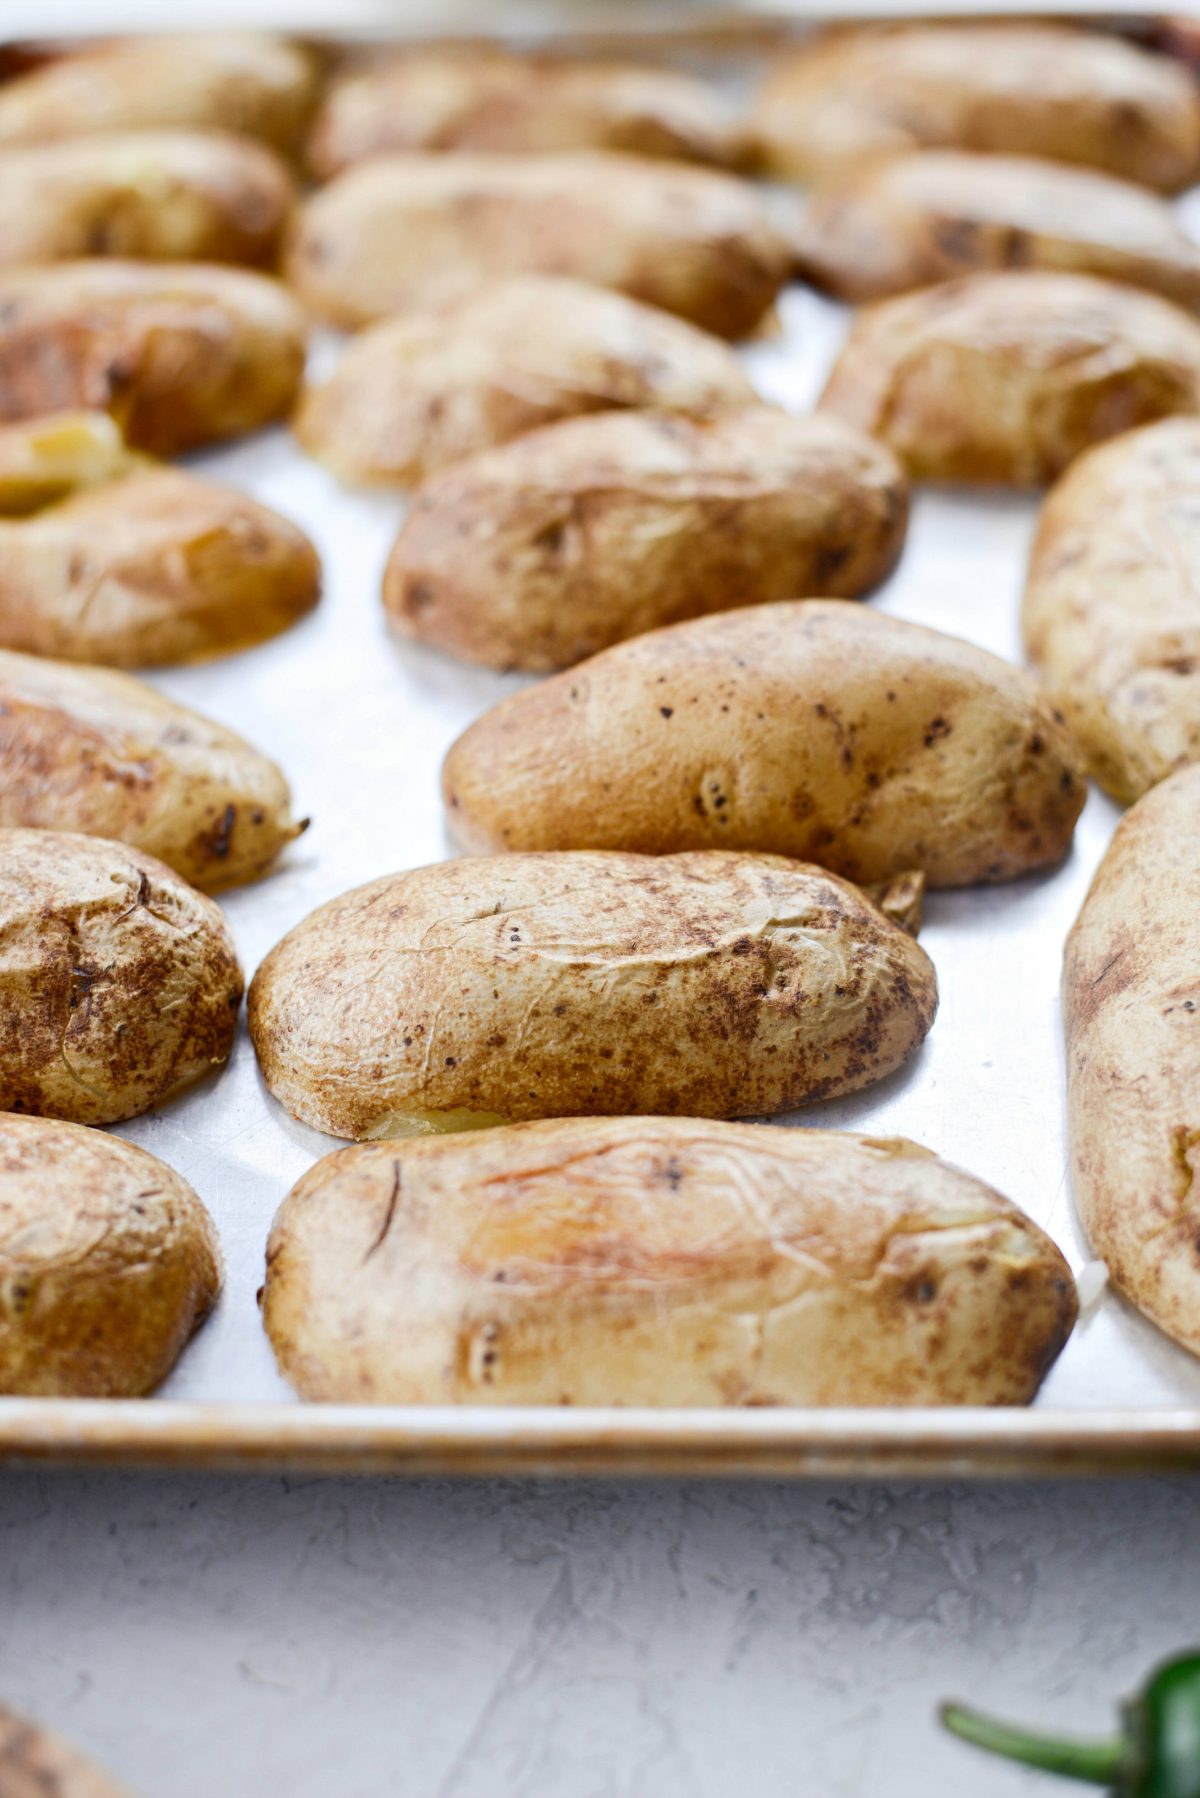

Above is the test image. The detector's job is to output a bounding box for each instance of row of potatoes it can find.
[2,22,1200,1409]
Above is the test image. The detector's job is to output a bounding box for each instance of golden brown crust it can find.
[383,408,908,671]
[0,412,145,516]
[0,829,243,1126]
[0,1702,136,1795]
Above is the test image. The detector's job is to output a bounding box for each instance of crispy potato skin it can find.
[284,152,790,337]
[0,261,307,455]
[1024,419,1200,802]
[0,468,320,668]
[0,649,302,890]
[384,409,908,671]
[0,1703,136,1795]
[294,276,757,488]
[262,1118,1076,1406]
[1065,767,1200,1356]
[819,272,1200,487]
[0,1113,220,1397]
[794,151,1200,308]
[0,830,243,1126]
[248,851,938,1139]
[0,411,145,515]
[443,600,1086,886]
[751,24,1200,190]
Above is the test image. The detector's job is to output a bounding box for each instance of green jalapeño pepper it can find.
[942,1651,1200,1797]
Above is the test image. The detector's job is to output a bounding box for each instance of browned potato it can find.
[0,131,295,270]
[294,276,758,488]
[0,468,320,668]
[0,33,318,155]
[793,151,1200,309]
[0,1113,220,1397]
[262,1118,1077,1406]
[751,24,1200,191]
[285,152,791,337]
[307,47,742,178]
[0,411,145,515]
[819,272,1200,487]
[0,830,242,1126]
[384,409,907,671]
[0,649,304,889]
[0,1703,137,1794]
[1065,766,1200,1356]
[442,600,1086,887]
[0,261,307,455]
[249,851,937,1140]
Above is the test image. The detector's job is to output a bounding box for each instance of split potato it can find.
[793,151,1200,309]
[248,850,938,1140]
[384,408,908,671]
[819,272,1200,487]
[262,1118,1077,1406]
[443,600,1086,886]
[293,276,757,488]
[1024,419,1200,802]
[0,829,243,1126]
[0,1112,220,1397]
[0,261,307,455]
[0,1703,136,1795]
[0,649,304,890]
[285,151,791,337]
[0,411,144,516]
[751,24,1200,190]
[1065,765,1200,1357]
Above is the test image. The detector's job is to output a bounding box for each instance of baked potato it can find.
[384,408,908,671]
[1024,419,1200,802]
[819,272,1200,487]
[262,1118,1077,1406]
[1065,765,1200,1357]
[0,261,307,455]
[0,1112,220,1396]
[248,850,938,1140]
[0,467,320,667]
[0,1703,136,1795]
[751,24,1200,191]
[0,829,242,1126]
[793,151,1200,309]
[284,152,791,337]
[0,411,145,516]
[293,276,757,489]
[0,649,304,889]
[442,600,1086,886]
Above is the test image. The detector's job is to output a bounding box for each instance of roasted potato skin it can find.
[443,600,1086,887]
[0,829,243,1126]
[819,272,1200,487]
[751,24,1200,191]
[285,152,791,337]
[263,1118,1076,1406]
[0,649,302,889]
[384,409,908,671]
[0,411,145,516]
[248,850,938,1139]
[1065,767,1200,1357]
[293,276,758,489]
[0,468,320,668]
[0,261,307,455]
[0,1703,136,1796]
[0,1112,220,1397]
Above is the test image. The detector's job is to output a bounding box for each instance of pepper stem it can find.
[940,1702,1128,1786]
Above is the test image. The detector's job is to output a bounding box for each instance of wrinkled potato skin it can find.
[0,649,302,890]
[0,1703,136,1796]
[263,1118,1076,1406]
[385,409,908,672]
[285,152,791,337]
[0,412,145,516]
[294,276,757,488]
[443,601,1086,887]
[0,469,321,668]
[0,830,243,1126]
[248,851,938,1140]
[0,261,307,455]
[1065,767,1200,1357]
[751,25,1200,190]
[1024,420,1200,802]
[819,272,1200,487]
[0,1113,221,1397]
[794,151,1200,309]
[0,34,318,154]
